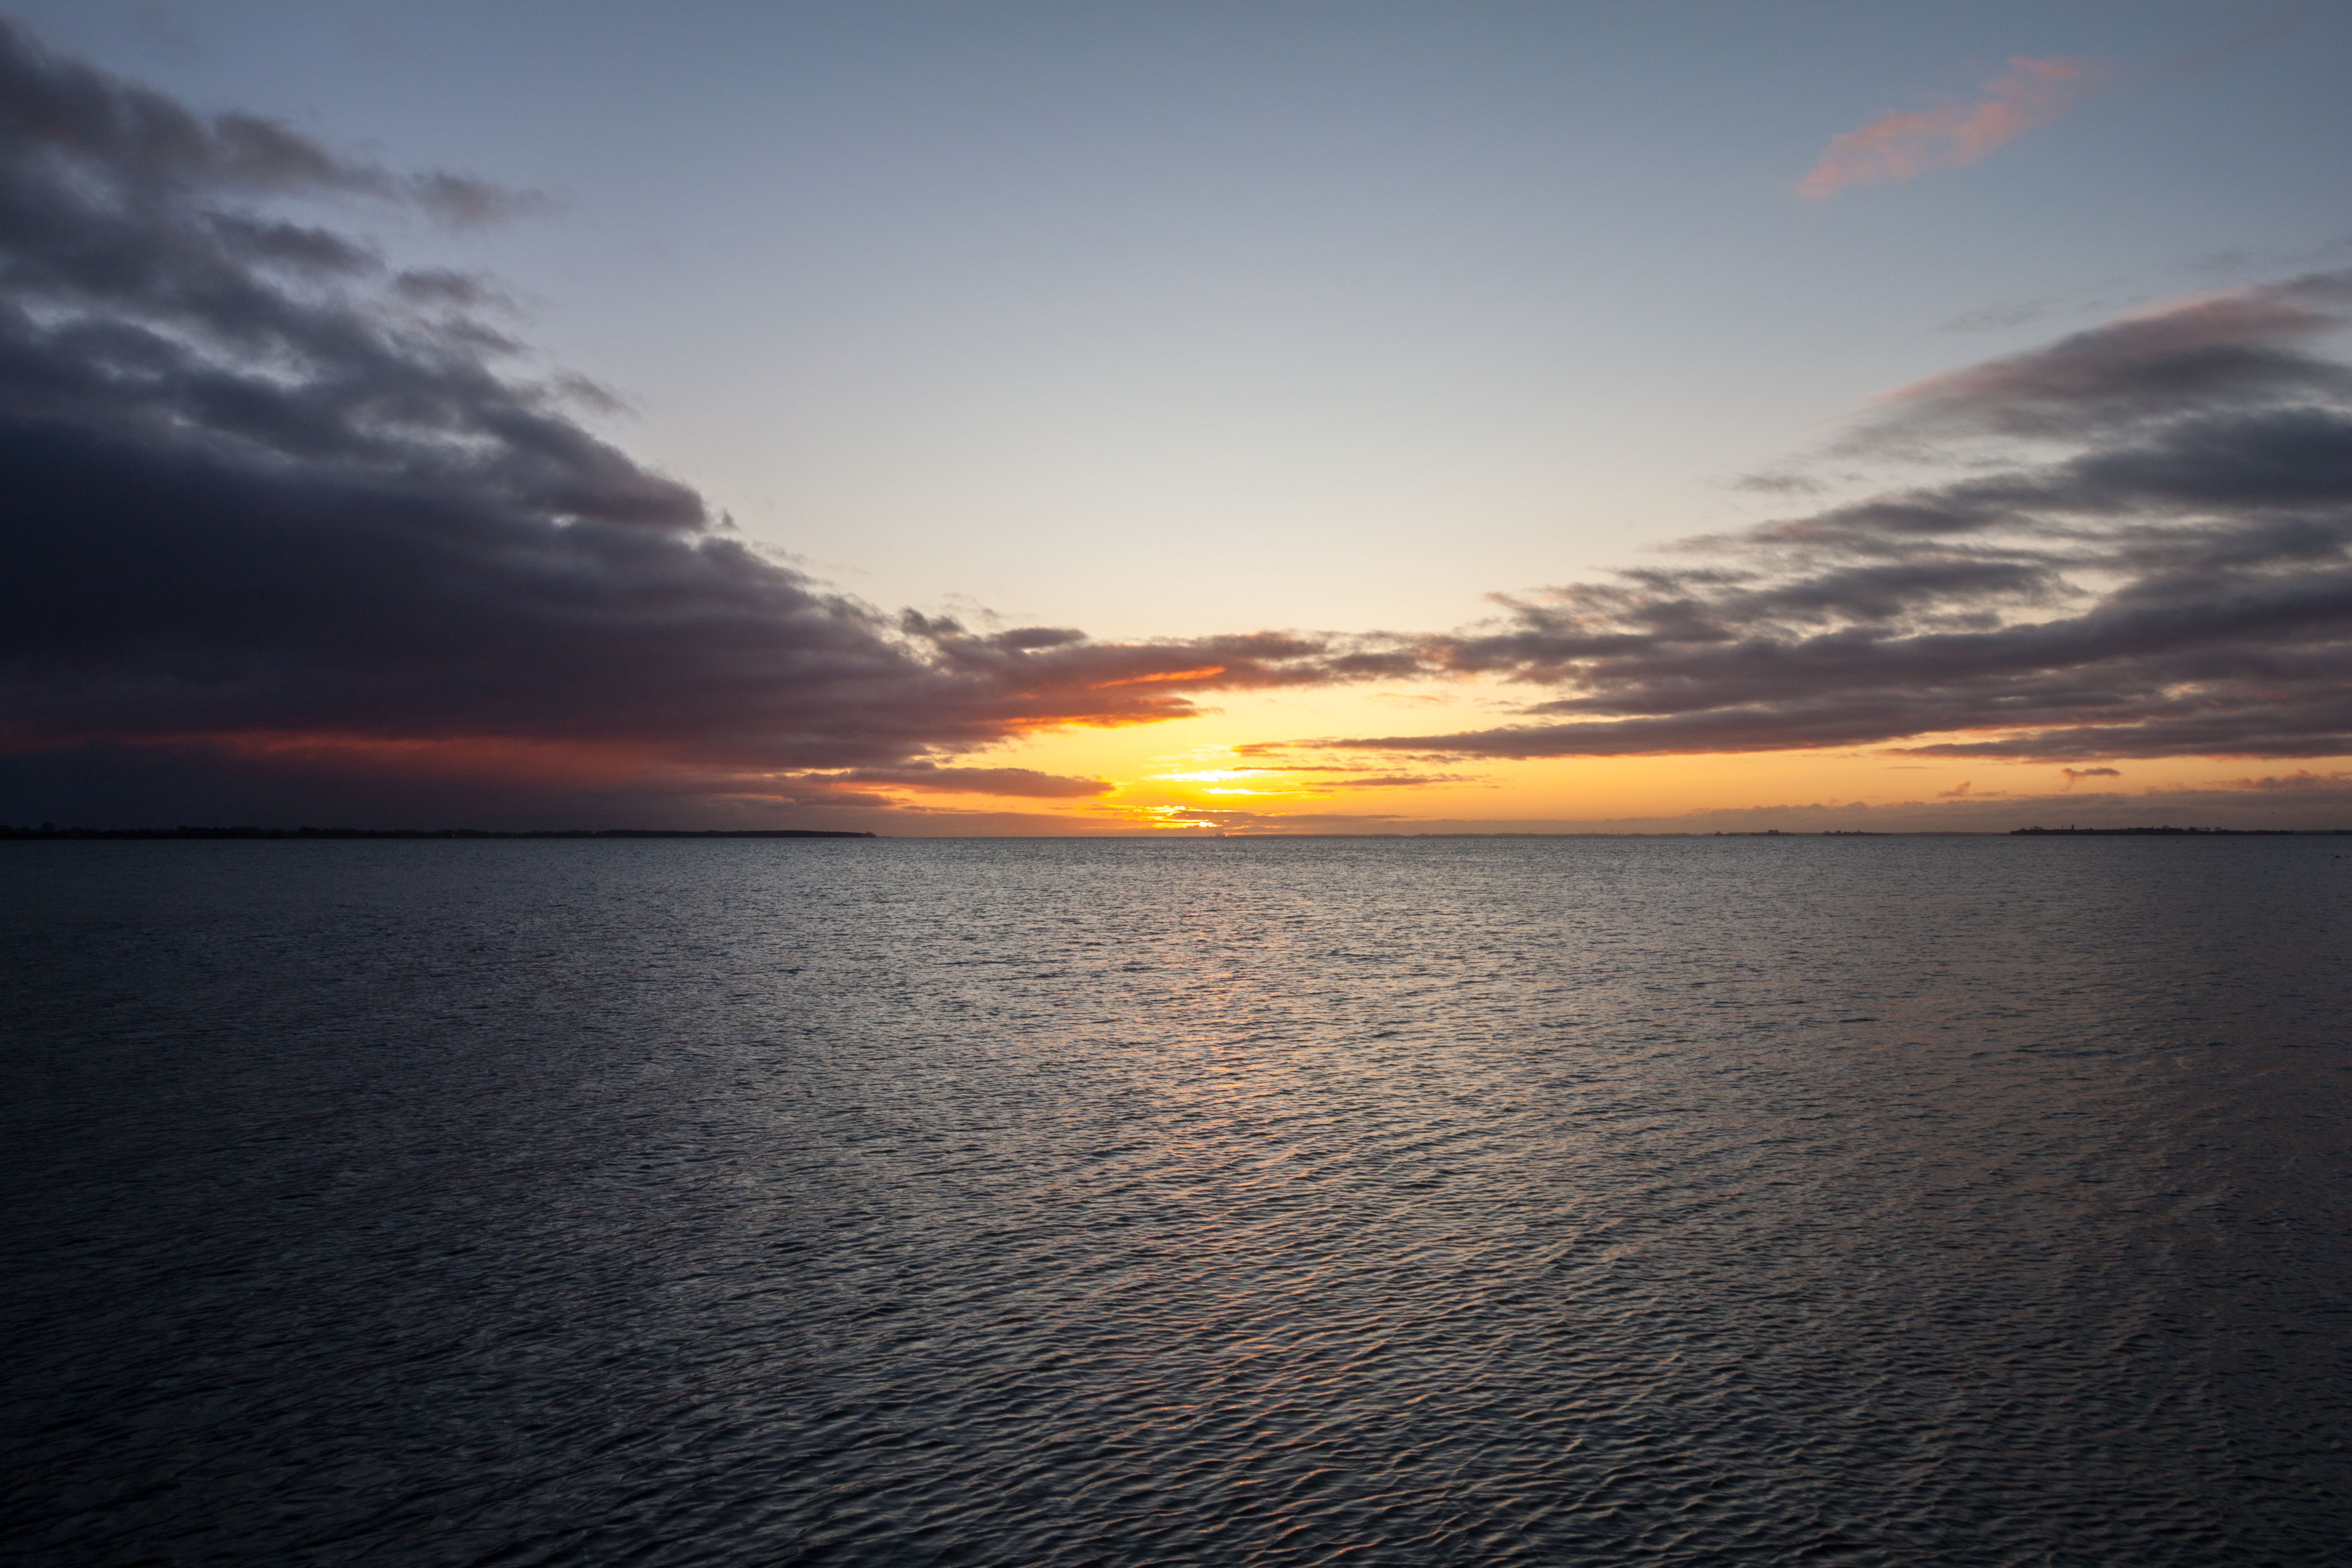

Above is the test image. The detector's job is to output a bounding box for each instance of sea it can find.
[4,834,2348,1566]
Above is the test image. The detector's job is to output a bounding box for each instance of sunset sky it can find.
[4,1,2349,832]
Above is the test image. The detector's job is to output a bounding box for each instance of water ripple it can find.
[3,836,2348,1564]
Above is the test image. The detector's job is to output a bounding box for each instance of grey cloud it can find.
[2230,769,2350,792]
[1855,278,2352,442]
[824,766,1115,799]
[1324,274,2352,767]
[0,24,1392,826]
[392,267,512,310]
[0,20,537,220]
[1937,298,2054,334]
[207,213,379,275]
[405,171,550,231]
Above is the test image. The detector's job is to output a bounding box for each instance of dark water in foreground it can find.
[4,836,2349,1566]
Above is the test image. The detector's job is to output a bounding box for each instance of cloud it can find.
[0,22,543,224]
[2060,767,2122,788]
[2229,768,2351,792]
[0,22,1389,827]
[1864,275,2352,439]
[1317,273,2352,768]
[1938,299,2057,334]
[1139,755,1484,794]
[1798,57,2097,199]
[1321,774,1476,789]
[823,765,1114,799]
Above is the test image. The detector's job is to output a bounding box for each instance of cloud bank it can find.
[1326,274,2352,768]
[0,24,1397,826]
[1799,57,2095,199]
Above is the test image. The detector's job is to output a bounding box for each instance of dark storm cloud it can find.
[0,23,1385,823]
[1325,272,2352,766]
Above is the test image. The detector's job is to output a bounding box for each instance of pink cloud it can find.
[1799,57,2097,199]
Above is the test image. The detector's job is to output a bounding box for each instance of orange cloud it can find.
[1799,57,2096,199]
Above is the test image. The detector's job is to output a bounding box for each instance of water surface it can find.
[4,836,2348,1564]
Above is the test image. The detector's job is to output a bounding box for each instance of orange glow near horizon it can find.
[953,683,2352,833]
[49,679,2352,832]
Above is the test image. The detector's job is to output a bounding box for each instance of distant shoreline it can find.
[0,826,878,841]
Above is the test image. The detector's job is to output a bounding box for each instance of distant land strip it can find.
[0,825,878,840]
[2006,825,2348,835]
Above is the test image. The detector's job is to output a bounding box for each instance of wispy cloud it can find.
[1322,774,1476,789]
[823,765,1114,799]
[2230,768,2351,792]
[1798,57,2097,199]
[1316,272,2352,768]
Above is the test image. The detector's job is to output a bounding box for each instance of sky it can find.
[2,0,2349,833]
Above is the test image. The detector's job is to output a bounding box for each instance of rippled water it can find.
[5,835,2349,1565]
